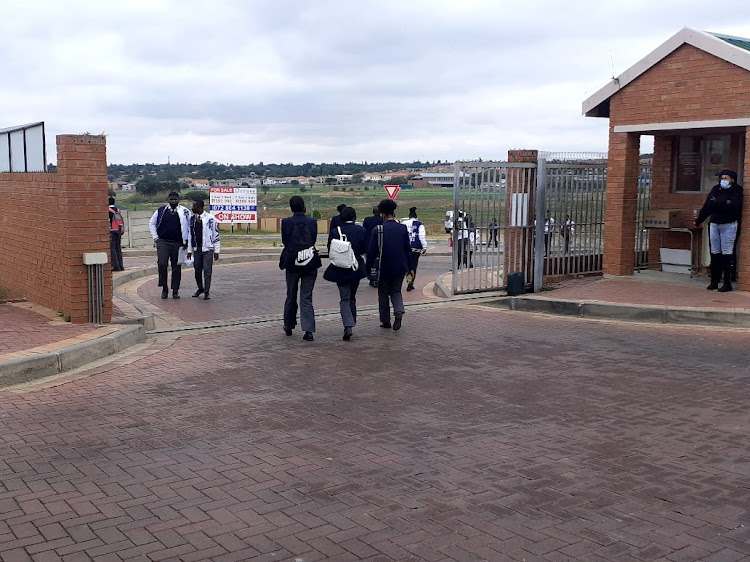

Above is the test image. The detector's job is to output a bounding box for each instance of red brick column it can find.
[738,128,750,291]
[603,130,640,276]
[504,150,538,283]
[57,135,111,323]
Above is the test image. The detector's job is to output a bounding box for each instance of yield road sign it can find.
[384,184,400,200]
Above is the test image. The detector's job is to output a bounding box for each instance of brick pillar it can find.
[647,136,673,268]
[603,130,640,276]
[56,135,112,323]
[504,150,538,284]
[738,128,750,291]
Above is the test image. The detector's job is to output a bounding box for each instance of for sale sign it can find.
[209,187,258,223]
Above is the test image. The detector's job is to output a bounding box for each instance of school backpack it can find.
[329,227,358,270]
[110,206,125,234]
[290,219,318,267]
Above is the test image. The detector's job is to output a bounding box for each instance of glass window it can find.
[673,134,731,192]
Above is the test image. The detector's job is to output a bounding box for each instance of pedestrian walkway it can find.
[3,248,750,387]
[1,291,749,561]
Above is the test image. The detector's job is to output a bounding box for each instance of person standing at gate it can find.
[149,191,190,299]
[544,210,555,256]
[401,206,427,291]
[488,217,499,248]
[187,199,220,300]
[362,206,383,287]
[456,211,471,268]
[366,199,414,331]
[108,196,124,271]
[695,169,743,292]
[560,214,575,253]
[323,206,367,340]
[280,195,321,341]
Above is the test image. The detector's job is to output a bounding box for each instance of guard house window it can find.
[673,134,731,192]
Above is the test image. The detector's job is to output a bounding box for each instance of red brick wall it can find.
[606,44,750,287]
[610,44,750,126]
[741,128,750,285]
[0,135,111,323]
[504,150,538,283]
[603,131,640,275]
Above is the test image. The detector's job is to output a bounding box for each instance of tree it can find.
[261,185,270,196]
[290,179,299,186]
[135,178,160,195]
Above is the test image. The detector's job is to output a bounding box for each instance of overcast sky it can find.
[2,0,750,166]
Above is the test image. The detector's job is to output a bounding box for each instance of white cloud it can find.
[1,0,749,164]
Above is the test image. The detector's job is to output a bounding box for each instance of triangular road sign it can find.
[384,184,400,200]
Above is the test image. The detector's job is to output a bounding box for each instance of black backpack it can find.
[288,219,319,268]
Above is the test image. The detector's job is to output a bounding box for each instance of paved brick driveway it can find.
[1,300,749,561]
[135,258,449,326]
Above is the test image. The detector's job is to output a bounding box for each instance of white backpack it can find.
[329,227,359,270]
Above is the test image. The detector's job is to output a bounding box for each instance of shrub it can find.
[183,190,210,202]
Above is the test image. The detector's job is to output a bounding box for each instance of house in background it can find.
[583,27,750,290]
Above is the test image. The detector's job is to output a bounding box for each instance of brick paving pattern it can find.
[0,304,99,357]
[543,276,750,310]
[1,301,749,560]
[135,259,448,326]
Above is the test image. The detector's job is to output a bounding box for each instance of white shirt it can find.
[401,217,428,251]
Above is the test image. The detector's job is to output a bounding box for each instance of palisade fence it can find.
[452,154,653,295]
[0,122,47,172]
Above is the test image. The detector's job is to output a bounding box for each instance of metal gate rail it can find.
[452,156,611,295]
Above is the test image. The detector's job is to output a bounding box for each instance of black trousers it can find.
[156,239,182,290]
[410,251,421,282]
[109,231,123,270]
[194,250,215,293]
[378,274,405,323]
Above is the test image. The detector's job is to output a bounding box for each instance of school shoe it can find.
[380,322,391,329]
[406,283,414,291]
[192,289,204,298]
[303,331,314,341]
[203,293,210,300]
[393,312,403,331]
[284,326,293,336]
[343,327,353,341]
[161,289,168,299]
[173,291,180,299]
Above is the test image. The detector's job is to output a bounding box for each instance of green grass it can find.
[117,186,455,235]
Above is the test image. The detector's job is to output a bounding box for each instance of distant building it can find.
[362,173,385,182]
[411,172,468,189]
[211,179,239,187]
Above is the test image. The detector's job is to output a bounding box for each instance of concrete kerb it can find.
[504,295,750,328]
[0,324,145,387]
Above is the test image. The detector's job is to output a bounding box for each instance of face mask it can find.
[720,180,730,189]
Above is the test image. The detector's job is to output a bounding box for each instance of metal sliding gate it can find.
[452,154,609,295]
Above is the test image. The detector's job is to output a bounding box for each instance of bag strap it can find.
[337,226,347,242]
[377,225,383,262]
